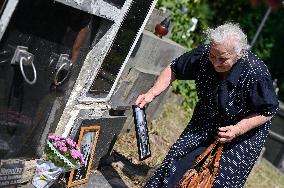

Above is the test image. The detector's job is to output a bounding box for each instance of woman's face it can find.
[209,42,240,73]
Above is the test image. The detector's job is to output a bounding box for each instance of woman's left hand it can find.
[217,125,241,143]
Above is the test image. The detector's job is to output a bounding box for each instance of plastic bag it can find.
[32,160,64,188]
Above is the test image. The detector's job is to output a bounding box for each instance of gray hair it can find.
[206,22,250,56]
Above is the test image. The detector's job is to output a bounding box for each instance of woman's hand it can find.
[135,92,155,108]
[217,125,241,143]
[217,114,272,143]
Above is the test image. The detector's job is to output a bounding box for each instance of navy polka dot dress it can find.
[145,45,279,188]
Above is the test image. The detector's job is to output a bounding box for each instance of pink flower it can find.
[70,149,80,159]
[48,135,57,140]
[59,146,68,153]
[53,141,66,148]
[54,136,61,141]
[66,138,76,147]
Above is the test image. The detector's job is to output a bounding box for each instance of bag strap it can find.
[210,143,223,184]
[198,143,222,171]
[194,143,223,187]
[193,140,219,166]
[213,143,223,168]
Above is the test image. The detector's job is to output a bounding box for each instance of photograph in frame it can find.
[66,125,100,187]
[132,105,151,160]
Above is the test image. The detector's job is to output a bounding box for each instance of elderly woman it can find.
[135,23,279,188]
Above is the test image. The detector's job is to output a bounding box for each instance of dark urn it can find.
[154,16,171,38]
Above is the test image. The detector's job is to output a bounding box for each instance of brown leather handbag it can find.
[177,140,223,188]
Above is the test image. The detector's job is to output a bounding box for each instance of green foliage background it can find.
[156,0,284,111]
[156,0,208,111]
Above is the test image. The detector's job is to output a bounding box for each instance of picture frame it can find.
[132,105,151,160]
[66,125,100,187]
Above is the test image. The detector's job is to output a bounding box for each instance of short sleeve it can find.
[170,45,205,80]
[249,77,279,116]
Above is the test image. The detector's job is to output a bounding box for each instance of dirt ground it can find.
[112,94,284,188]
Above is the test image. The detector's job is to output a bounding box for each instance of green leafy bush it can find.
[156,0,210,112]
[172,80,199,113]
[156,0,209,49]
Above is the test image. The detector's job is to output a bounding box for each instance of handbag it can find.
[177,140,223,188]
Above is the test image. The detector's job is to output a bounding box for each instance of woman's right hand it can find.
[135,92,155,108]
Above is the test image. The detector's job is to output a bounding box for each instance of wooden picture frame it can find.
[67,125,100,187]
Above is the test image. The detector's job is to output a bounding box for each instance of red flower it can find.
[266,0,282,10]
[250,0,283,10]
